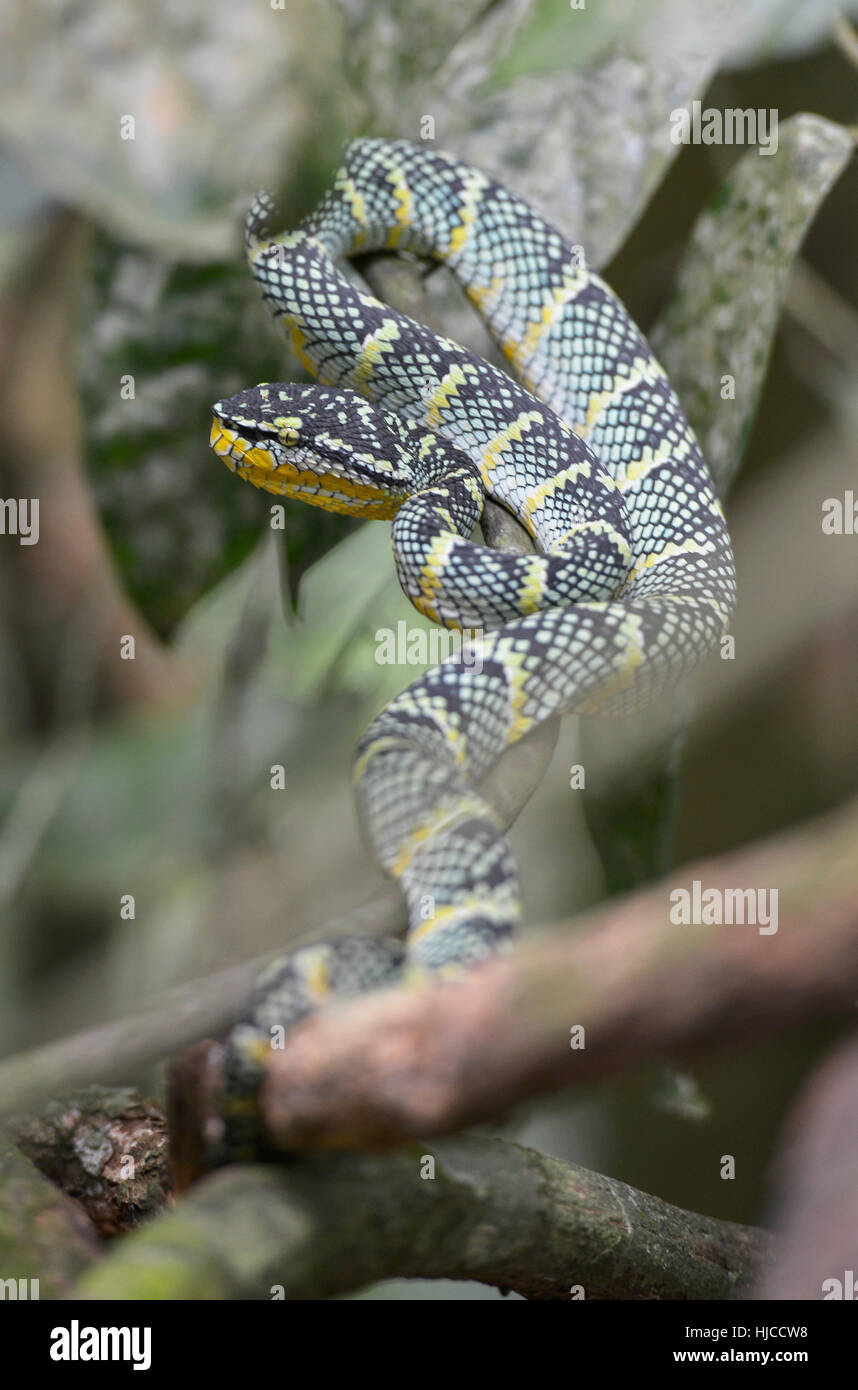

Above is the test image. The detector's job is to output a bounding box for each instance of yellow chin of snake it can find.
[209,417,399,519]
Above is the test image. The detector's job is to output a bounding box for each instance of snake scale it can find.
[209,138,736,1145]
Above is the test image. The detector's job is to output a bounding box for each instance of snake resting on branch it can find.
[209,138,736,1147]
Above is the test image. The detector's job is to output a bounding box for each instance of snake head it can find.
[210,382,413,518]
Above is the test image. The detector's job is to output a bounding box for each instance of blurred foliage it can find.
[0,0,342,259]
[79,241,360,635]
[81,247,274,636]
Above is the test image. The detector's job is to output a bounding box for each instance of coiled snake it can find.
[210,139,736,1144]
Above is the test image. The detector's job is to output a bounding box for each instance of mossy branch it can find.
[74,1132,772,1301]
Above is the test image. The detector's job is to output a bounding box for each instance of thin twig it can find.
[833,14,858,70]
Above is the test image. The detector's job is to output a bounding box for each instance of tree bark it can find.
[74,1133,773,1301]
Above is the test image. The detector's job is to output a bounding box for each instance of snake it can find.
[209,138,736,1148]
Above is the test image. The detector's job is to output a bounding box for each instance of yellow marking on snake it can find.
[352,734,418,788]
[210,421,398,517]
[446,168,488,259]
[581,356,666,436]
[466,274,506,319]
[520,459,593,519]
[384,168,413,248]
[423,363,471,428]
[517,555,550,614]
[615,436,678,490]
[287,321,317,378]
[579,612,646,713]
[499,644,536,742]
[504,272,589,376]
[389,795,499,880]
[300,949,332,1001]
[351,319,402,389]
[482,410,544,478]
[626,535,708,585]
[334,172,368,249]
[413,532,460,625]
[552,517,633,562]
[407,896,508,946]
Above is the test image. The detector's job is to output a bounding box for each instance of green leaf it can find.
[486,0,656,88]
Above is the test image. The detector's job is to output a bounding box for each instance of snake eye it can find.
[270,415,303,445]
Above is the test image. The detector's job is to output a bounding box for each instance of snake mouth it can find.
[209,415,286,484]
[210,417,233,456]
[209,414,399,518]
[210,416,268,467]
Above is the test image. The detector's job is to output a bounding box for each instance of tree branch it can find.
[3,788,857,1139]
[242,795,858,1151]
[73,1132,772,1301]
[0,1132,101,1295]
[6,1086,170,1240]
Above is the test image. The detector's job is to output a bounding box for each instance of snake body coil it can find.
[210,139,736,1126]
